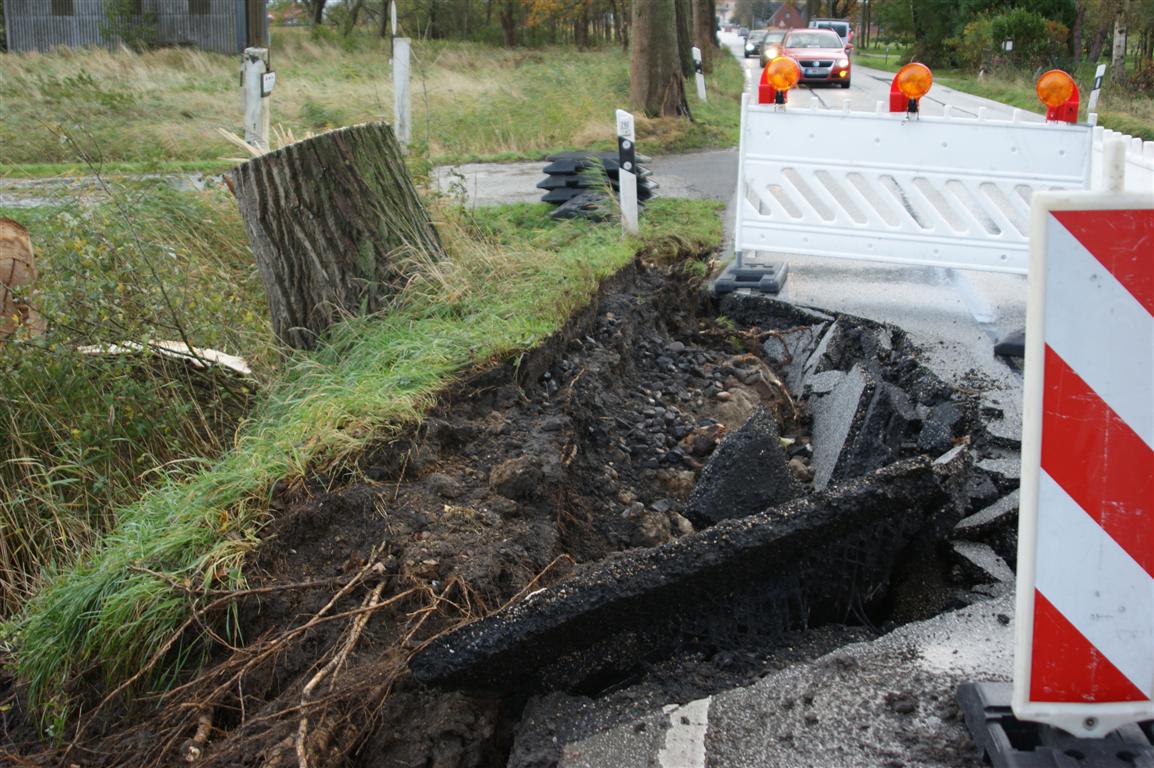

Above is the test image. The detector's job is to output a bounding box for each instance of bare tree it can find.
[631,0,690,117]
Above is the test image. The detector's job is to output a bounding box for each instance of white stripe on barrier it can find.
[1035,470,1154,699]
[1043,217,1154,450]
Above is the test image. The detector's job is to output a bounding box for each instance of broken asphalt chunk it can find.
[684,406,804,528]
[409,455,968,695]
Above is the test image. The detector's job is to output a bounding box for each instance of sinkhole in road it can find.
[359,251,1021,766]
[42,248,1023,767]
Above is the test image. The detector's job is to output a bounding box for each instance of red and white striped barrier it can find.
[1014,182,1154,737]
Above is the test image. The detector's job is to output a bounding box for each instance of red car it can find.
[781,28,852,88]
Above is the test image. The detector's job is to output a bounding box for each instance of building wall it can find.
[3,0,257,53]
[769,2,806,29]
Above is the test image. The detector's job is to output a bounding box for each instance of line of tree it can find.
[869,0,1154,80]
[286,0,720,116]
[300,0,717,50]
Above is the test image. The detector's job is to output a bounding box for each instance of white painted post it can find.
[1087,63,1107,113]
[1104,138,1127,193]
[616,109,640,236]
[692,47,707,102]
[393,37,412,149]
[243,47,271,152]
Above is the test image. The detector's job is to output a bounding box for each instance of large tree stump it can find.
[231,123,445,350]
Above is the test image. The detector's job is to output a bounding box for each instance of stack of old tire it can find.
[538,151,657,221]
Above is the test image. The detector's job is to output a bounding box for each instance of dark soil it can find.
[1,244,1010,768]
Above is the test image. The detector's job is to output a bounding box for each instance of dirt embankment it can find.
[3,241,1007,768]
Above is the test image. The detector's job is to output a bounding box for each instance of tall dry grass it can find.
[0,30,746,169]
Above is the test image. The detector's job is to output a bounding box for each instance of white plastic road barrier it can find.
[393,38,412,149]
[1013,183,1154,738]
[616,109,640,236]
[1089,124,1154,194]
[732,93,1094,274]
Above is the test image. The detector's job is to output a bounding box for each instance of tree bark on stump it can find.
[231,123,445,350]
[630,0,690,118]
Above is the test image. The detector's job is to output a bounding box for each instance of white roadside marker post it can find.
[1087,63,1107,113]
[243,47,272,152]
[616,109,640,236]
[393,37,412,150]
[693,47,707,102]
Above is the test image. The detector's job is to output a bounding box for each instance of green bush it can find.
[989,8,1068,69]
[954,17,995,70]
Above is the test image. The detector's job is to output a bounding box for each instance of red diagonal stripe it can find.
[1041,345,1154,579]
[1053,208,1154,316]
[1031,590,1148,702]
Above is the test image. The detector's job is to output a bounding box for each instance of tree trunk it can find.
[631,0,689,117]
[230,124,446,350]
[1088,23,1109,61]
[1111,9,1128,82]
[312,0,326,25]
[691,0,716,73]
[1071,2,1084,62]
[342,0,364,35]
[612,0,629,49]
[675,0,695,78]
[500,0,517,46]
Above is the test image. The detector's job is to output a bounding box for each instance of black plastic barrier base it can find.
[711,261,789,296]
[993,329,1026,358]
[958,682,1154,768]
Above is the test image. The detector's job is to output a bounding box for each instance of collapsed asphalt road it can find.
[393,277,1025,767]
[420,41,1039,766]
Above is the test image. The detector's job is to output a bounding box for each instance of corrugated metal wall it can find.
[2,0,262,53]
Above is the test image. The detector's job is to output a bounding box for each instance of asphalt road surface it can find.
[723,30,1040,121]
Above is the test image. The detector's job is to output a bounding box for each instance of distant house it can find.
[764,2,806,28]
[2,0,267,53]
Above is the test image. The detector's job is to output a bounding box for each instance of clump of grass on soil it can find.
[0,31,745,174]
[0,184,270,618]
[4,196,724,728]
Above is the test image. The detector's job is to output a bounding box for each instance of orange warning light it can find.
[895,63,934,100]
[1036,69,1076,108]
[765,56,801,91]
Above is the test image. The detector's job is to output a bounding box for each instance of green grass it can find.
[0,31,745,173]
[4,196,724,726]
[852,46,905,73]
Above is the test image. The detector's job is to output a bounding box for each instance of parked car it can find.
[743,30,768,57]
[807,18,853,48]
[738,27,750,38]
[758,29,787,67]
[781,28,852,87]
